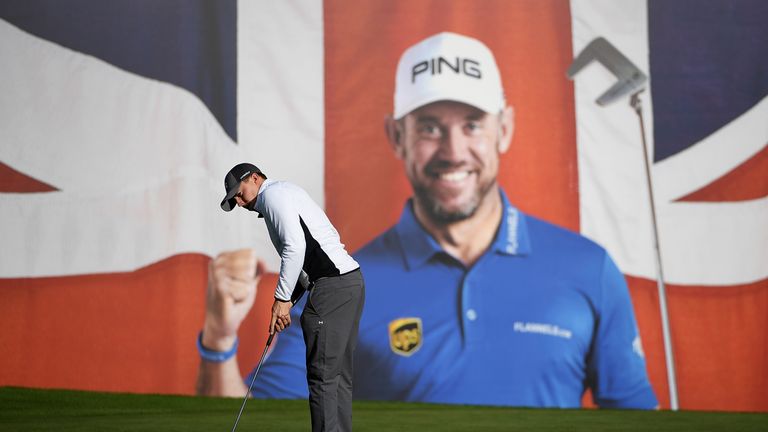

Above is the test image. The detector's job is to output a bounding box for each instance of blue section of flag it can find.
[0,0,237,141]
[649,0,768,162]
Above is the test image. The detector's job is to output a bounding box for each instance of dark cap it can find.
[220,163,267,211]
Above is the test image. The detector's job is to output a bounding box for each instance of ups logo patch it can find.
[388,317,422,356]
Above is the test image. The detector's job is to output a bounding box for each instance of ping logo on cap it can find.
[394,32,505,119]
[388,317,423,357]
[411,57,482,83]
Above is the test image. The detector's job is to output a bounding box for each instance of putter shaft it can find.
[230,333,274,432]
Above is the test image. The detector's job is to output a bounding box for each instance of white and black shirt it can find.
[254,179,359,301]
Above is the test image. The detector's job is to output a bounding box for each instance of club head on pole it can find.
[566,37,647,106]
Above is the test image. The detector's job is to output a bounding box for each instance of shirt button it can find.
[466,309,477,321]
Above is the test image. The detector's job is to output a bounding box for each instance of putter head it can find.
[567,37,647,106]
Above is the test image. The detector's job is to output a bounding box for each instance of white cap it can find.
[394,32,505,119]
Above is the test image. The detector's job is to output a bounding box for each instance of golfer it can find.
[213,163,364,432]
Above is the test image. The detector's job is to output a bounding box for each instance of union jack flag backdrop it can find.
[0,0,765,411]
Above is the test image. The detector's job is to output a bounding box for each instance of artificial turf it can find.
[1,386,765,431]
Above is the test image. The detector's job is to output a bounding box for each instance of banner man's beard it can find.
[412,170,501,223]
[412,186,478,223]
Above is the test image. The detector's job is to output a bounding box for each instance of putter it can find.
[566,37,679,410]
[229,279,310,432]
[229,332,275,432]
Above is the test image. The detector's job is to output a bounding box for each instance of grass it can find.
[1,386,765,431]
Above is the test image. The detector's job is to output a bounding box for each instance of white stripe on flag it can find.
[571,0,767,285]
[0,10,285,277]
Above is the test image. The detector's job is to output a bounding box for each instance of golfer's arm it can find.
[196,357,249,397]
[263,193,305,302]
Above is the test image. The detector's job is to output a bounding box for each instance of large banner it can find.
[0,0,765,411]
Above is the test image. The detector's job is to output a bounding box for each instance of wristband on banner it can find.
[197,331,238,363]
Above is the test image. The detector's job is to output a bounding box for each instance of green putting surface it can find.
[1,386,765,431]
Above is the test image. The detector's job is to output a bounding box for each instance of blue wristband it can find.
[197,331,238,363]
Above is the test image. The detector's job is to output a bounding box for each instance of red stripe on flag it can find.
[628,276,768,411]
[677,144,768,202]
[0,254,276,395]
[0,161,58,192]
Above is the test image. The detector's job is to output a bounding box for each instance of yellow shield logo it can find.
[388,317,422,356]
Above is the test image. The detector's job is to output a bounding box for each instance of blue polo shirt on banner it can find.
[249,190,657,409]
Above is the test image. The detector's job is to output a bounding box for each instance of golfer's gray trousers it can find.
[301,268,365,432]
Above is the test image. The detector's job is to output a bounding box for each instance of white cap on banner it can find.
[394,32,506,119]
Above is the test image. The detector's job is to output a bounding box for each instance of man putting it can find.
[199,163,364,432]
